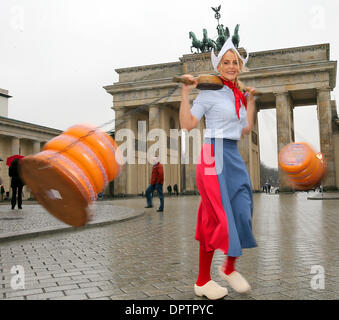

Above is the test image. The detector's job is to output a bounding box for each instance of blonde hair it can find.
[218,49,249,92]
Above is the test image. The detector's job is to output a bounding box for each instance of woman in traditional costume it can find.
[179,38,257,300]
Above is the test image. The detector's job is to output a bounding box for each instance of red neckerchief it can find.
[218,76,247,120]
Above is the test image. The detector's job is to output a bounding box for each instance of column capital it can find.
[275,91,294,110]
[148,104,161,110]
[273,91,290,97]
[113,106,126,113]
[10,136,22,141]
[316,86,331,94]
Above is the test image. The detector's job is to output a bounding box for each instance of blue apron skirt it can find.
[195,138,257,257]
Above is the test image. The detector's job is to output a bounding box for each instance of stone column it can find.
[182,118,203,194]
[33,141,41,154]
[250,109,261,191]
[11,137,20,155]
[317,88,337,190]
[239,131,250,171]
[149,104,165,160]
[147,105,161,187]
[149,105,161,131]
[239,108,261,191]
[275,92,294,191]
[331,100,339,190]
[113,108,127,196]
[185,131,196,194]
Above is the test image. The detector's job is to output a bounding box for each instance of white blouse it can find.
[191,86,248,140]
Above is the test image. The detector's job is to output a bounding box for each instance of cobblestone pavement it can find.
[0,193,338,300]
[0,201,143,240]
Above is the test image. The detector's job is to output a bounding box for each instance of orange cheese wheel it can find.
[43,134,107,193]
[36,150,97,203]
[19,122,125,227]
[278,143,314,174]
[289,156,321,186]
[290,157,326,190]
[279,142,326,190]
[64,124,123,182]
[287,154,318,180]
[20,150,93,227]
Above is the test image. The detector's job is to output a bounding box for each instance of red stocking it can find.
[196,244,214,286]
[223,256,237,275]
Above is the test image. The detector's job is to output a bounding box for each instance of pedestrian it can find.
[9,158,25,210]
[145,156,164,212]
[173,184,179,196]
[179,37,257,299]
[97,191,104,200]
[0,176,3,201]
[167,185,172,196]
[265,182,269,194]
[0,184,5,201]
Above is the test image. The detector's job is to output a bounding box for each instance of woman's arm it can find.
[179,75,199,131]
[242,87,256,135]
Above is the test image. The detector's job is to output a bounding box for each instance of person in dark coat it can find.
[9,158,24,210]
[0,182,5,201]
[145,156,164,212]
[167,185,172,196]
[173,184,179,196]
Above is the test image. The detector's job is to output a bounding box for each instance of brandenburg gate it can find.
[104,43,338,196]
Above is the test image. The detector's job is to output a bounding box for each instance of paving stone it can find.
[4,296,26,300]
[77,280,112,289]
[142,287,181,297]
[87,288,124,299]
[5,288,43,299]
[44,284,79,292]
[51,294,88,300]
[26,291,66,300]
[144,294,172,300]
[63,286,100,296]
[109,292,149,300]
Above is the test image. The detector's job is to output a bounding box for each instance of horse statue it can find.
[189,31,204,53]
[232,24,240,48]
[225,26,230,40]
[216,24,230,51]
[202,29,216,52]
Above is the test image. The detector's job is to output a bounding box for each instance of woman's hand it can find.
[242,126,251,135]
[246,87,256,101]
[179,74,199,131]
[243,87,256,135]
[181,74,198,94]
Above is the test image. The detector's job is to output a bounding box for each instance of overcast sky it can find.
[0,0,338,168]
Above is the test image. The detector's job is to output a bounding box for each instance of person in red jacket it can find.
[145,156,164,212]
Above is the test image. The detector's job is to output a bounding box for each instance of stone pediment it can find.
[247,43,330,68]
[104,43,336,110]
[108,43,332,83]
[0,116,62,141]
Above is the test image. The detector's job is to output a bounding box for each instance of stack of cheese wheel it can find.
[278,142,326,190]
[20,124,123,227]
